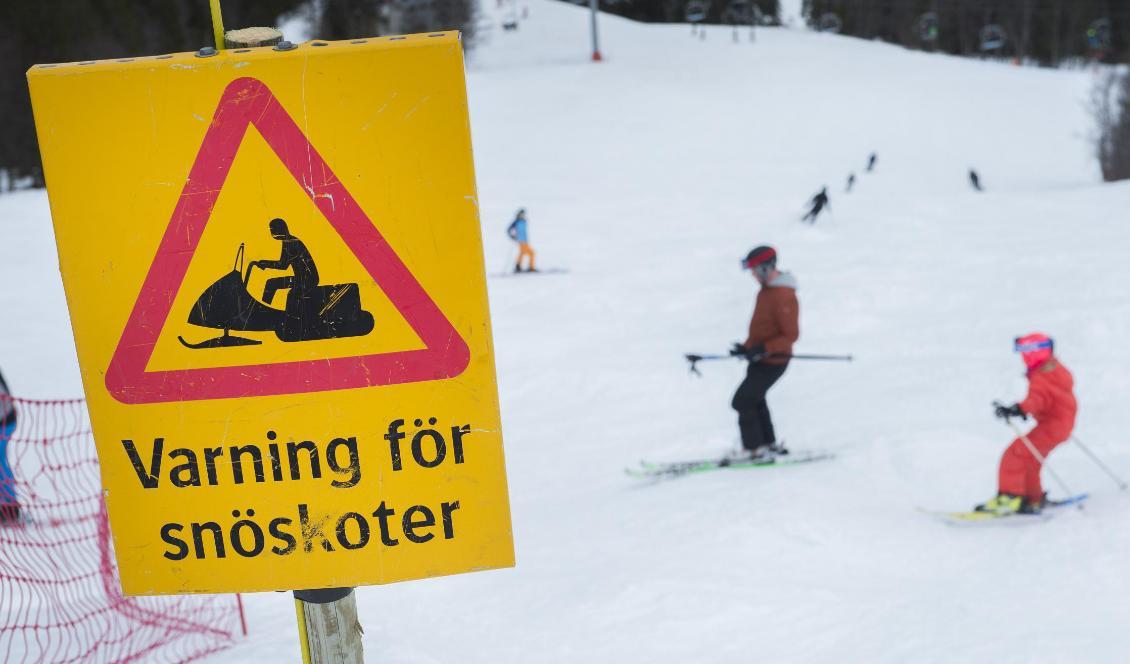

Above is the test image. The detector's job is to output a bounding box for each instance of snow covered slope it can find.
[4,2,1130,661]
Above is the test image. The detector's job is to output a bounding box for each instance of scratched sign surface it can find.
[27,33,513,595]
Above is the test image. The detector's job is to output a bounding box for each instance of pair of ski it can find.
[490,267,569,278]
[919,494,1089,526]
[626,449,834,480]
[627,452,1090,526]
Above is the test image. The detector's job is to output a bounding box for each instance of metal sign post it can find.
[590,0,602,61]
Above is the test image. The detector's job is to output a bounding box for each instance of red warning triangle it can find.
[105,77,470,405]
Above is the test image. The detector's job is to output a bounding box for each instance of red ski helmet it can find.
[1014,333,1053,369]
[742,246,777,279]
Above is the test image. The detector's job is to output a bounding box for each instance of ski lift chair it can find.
[1087,18,1112,54]
[917,12,939,43]
[686,0,708,23]
[818,13,842,34]
[979,24,1006,52]
[722,0,751,25]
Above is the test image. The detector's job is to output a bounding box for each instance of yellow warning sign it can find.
[27,33,513,595]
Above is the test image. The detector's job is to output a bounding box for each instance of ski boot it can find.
[766,441,789,456]
[974,493,1024,515]
[741,446,777,462]
[1019,492,1047,514]
[724,446,776,463]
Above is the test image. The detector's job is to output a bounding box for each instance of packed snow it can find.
[3,1,1129,661]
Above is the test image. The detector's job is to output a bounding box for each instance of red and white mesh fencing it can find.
[0,395,246,663]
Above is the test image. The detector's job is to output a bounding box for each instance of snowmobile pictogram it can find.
[177,219,375,349]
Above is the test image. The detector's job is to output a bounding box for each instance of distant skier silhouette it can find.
[866,152,877,172]
[969,169,983,192]
[802,187,830,223]
[846,173,856,192]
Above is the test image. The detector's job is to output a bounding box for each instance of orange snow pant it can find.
[997,425,1070,501]
[517,242,536,270]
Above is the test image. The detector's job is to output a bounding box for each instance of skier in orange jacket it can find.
[730,245,799,459]
[977,333,1077,515]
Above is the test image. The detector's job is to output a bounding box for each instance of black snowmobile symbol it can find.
[177,218,375,349]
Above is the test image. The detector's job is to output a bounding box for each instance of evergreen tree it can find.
[0,0,306,189]
[593,0,781,25]
[314,0,383,40]
[801,0,1127,66]
[313,0,479,47]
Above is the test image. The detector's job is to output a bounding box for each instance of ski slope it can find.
[4,2,1130,661]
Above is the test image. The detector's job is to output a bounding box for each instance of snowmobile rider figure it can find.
[507,208,536,273]
[730,246,799,460]
[253,218,320,305]
[977,333,1077,515]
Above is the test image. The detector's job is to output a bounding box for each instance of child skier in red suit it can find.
[977,333,1077,515]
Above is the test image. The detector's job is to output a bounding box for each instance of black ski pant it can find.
[731,361,788,451]
[802,202,824,223]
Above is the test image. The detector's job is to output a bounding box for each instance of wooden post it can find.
[227,18,353,663]
[224,27,285,49]
[293,588,364,663]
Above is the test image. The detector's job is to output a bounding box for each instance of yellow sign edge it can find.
[26,31,461,77]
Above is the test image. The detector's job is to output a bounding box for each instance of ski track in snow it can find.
[3,2,1130,662]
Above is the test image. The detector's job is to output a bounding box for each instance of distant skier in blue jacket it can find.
[0,369,19,524]
[507,209,537,273]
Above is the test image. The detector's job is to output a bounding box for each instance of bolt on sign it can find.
[27,33,513,595]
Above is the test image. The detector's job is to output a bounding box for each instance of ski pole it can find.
[1002,418,1079,504]
[1070,434,1128,491]
[684,354,732,376]
[786,353,853,361]
[684,352,854,375]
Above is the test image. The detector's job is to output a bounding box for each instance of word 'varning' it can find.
[122,418,472,490]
